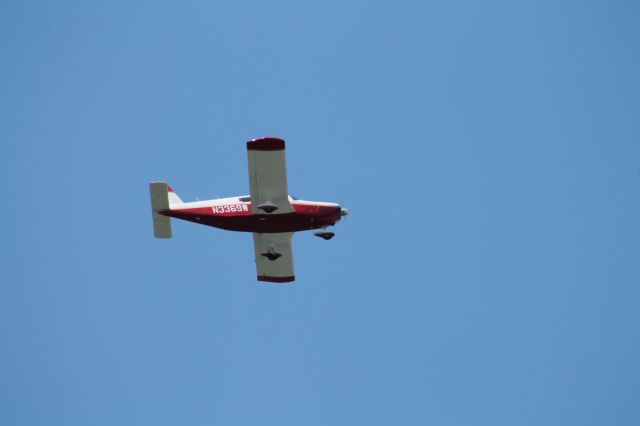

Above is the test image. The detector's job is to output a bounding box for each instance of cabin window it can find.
[239,196,251,202]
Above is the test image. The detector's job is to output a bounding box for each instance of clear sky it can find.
[2,1,639,425]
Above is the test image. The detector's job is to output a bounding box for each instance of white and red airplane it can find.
[149,137,349,283]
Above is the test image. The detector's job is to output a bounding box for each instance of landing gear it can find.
[261,247,281,261]
[313,231,335,240]
[256,202,278,213]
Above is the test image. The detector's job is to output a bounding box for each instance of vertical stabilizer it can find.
[167,184,183,206]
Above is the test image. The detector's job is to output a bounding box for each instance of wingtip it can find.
[257,275,295,283]
[247,137,285,151]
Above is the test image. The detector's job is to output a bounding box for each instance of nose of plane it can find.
[340,207,350,217]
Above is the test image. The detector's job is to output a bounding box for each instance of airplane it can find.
[149,137,349,283]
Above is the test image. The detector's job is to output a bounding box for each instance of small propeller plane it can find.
[149,137,349,283]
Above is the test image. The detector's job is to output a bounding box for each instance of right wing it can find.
[246,137,295,214]
[252,232,295,283]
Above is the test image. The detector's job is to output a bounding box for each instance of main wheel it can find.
[313,231,335,240]
[261,252,282,261]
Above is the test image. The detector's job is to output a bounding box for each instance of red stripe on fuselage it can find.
[160,203,341,233]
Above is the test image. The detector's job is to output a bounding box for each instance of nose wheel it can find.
[313,231,335,240]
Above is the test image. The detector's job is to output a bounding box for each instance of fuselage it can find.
[160,195,344,233]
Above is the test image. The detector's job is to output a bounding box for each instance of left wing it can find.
[246,137,295,214]
[252,232,295,283]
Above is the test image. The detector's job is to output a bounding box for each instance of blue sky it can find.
[2,1,640,425]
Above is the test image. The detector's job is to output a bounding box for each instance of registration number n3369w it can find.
[212,204,249,214]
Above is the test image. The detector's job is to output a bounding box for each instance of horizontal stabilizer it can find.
[149,181,172,238]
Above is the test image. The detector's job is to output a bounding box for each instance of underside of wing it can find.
[246,137,295,214]
[252,232,295,283]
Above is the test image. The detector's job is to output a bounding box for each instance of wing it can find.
[246,137,295,214]
[252,232,295,283]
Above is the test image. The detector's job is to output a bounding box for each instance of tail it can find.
[166,184,183,205]
[149,181,183,238]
